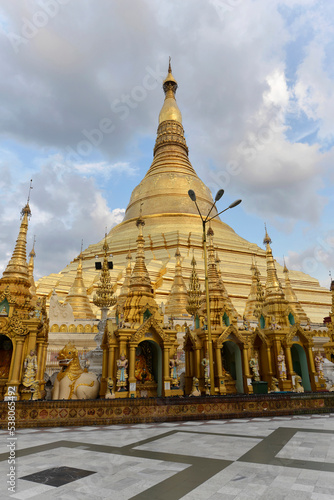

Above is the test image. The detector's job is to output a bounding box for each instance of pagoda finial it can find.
[29,235,36,259]
[159,58,181,124]
[27,179,33,204]
[263,223,272,246]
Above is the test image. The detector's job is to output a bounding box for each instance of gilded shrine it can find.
[0,63,333,408]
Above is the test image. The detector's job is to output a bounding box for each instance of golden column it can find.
[188,189,241,395]
[128,343,137,394]
[8,338,25,393]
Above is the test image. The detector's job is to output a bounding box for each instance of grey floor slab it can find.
[1,414,334,499]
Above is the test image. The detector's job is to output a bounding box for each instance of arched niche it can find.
[222,340,244,393]
[291,343,311,391]
[0,334,13,379]
[135,339,162,397]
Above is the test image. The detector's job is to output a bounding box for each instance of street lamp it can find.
[188,189,242,395]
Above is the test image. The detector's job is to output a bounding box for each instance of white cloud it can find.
[73,161,138,178]
[0,0,333,286]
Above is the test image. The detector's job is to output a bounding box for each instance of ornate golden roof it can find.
[122,217,158,325]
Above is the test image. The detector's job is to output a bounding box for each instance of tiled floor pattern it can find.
[1,414,334,499]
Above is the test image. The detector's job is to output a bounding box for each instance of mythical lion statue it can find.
[52,342,99,400]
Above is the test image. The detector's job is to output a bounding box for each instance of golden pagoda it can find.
[35,62,331,330]
[0,200,48,400]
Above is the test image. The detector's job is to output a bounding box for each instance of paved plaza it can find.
[1,414,334,499]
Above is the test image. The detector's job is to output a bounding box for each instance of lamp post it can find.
[188,189,241,395]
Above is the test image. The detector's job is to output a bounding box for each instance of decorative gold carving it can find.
[216,325,245,348]
[130,315,168,343]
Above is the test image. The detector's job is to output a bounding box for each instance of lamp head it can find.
[215,189,224,202]
[229,199,242,209]
[188,189,196,202]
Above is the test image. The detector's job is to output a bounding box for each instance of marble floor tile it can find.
[1,414,334,499]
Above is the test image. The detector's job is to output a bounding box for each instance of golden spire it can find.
[204,227,237,326]
[252,262,265,319]
[186,254,202,317]
[122,212,158,324]
[159,57,182,125]
[283,261,309,324]
[0,186,33,312]
[28,237,37,299]
[129,208,152,295]
[254,266,265,319]
[117,249,132,310]
[122,60,221,226]
[93,234,116,312]
[2,203,31,282]
[65,251,95,319]
[263,225,284,300]
[165,238,188,316]
[262,226,289,327]
[244,259,262,321]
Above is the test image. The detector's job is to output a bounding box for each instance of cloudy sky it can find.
[0,0,333,286]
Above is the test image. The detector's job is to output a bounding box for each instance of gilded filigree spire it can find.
[165,239,188,316]
[253,263,265,319]
[262,226,289,327]
[65,251,95,319]
[129,209,152,294]
[117,249,132,310]
[204,227,237,327]
[283,261,309,324]
[93,234,116,316]
[263,226,284,300]
[186,254,202,317]
[122,213,158,324]
[244,259,262,321]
